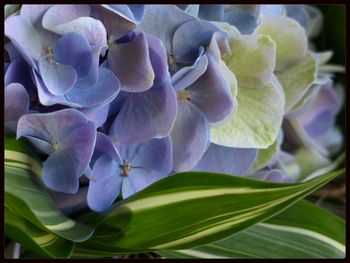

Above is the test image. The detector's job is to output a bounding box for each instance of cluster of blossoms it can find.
[5,4,344,212]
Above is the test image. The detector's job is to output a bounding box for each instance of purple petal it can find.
[17,110,96,193]
[5,83,29,132]
[109,82,177,145]
[42,5,107,49]
[171,47,208,91]
[87,154,123,212]
[303,111,334,138]
[140,5,195,51]
[38,59,77,95]
[173,19,225,64]
[171,101,209,171]
[17,108,91,144]
[75,46,100,87]
[65,68,120,108]
[193,144,258,176]
[20,5,52,26]
[5,15,43,67]
[145,33,169,87]
[32,69,75,107]
[102,4,145,24]
[187,54,234,123]
[5,57,37,98]
[206,32,231,61]
[79,104,110,128]
[108,32,154,92]
[5,42,21,62]
[91,132,121,167]
[93,5,136,40]
[54,33,92,78]
[117,137,172,198]
[250,169,289,183]
[43,150,80,193]
[295,82,340,139]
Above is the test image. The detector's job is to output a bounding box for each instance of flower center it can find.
[167,51,178,74]
[42,47,58,64]
[52,140,60,151]
[120,160,132,177]
[176,89,190,101]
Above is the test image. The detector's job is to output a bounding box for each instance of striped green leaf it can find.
[74,163,344,256]
[158,200,345,258]
[5,206,74,258]
[4,135,94,242]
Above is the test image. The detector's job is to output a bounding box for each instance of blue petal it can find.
[198,4,224,21]
[109,81,177,145]
[173,20,226,64]
[193,143,258,176]
[223,8,257,34]
[5,15,43,67]
[87,154,123,212]
[38,59,77,95]
[140,5,196,51]
[187,54,234,123]
[108,32,154,92]
[5,83,29,133]
[91,132,121,167]
[5,57,37,98]
[65,67,120,108]
[171,101,209,171]
[171,47,208,91]
[54,32,92,78]
[116,137,172,198]
[79,104,110,128]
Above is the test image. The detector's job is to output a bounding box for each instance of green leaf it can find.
[74,162,344,255]
[223,34,276,89]
[210,82,284,148]
[5,206,74,259]
[255,15,307,71]
[157,200,345,258]
[4,135,94,242]
[275,52,317,113]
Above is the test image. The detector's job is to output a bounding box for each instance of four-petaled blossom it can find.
[5,5,120,108]
[17,109,97,193]
[87,135,172,212]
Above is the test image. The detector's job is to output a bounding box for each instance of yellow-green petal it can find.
[223,34,276,89]
[255,15,307,71]
[210,82,284,148]
[276,52,317,113]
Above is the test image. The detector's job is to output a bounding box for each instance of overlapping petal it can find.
[17,109,96,193]
[140,5,195,51]
[42,5,107,49]
[255,15,308,71]
[193,143,258,176]
[108,33,154,92]
[223,33,276,89]
[87,154,123,212]
[173,20,225,63]
[5,83,30,132]
[187,54,234,123]
[171,101,209,171]
[211,82,284,148]
[109,82,176,145]
[117,137,172,198]
[65,67,120,108]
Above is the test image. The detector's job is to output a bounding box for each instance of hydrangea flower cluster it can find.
[5,4,344,212]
